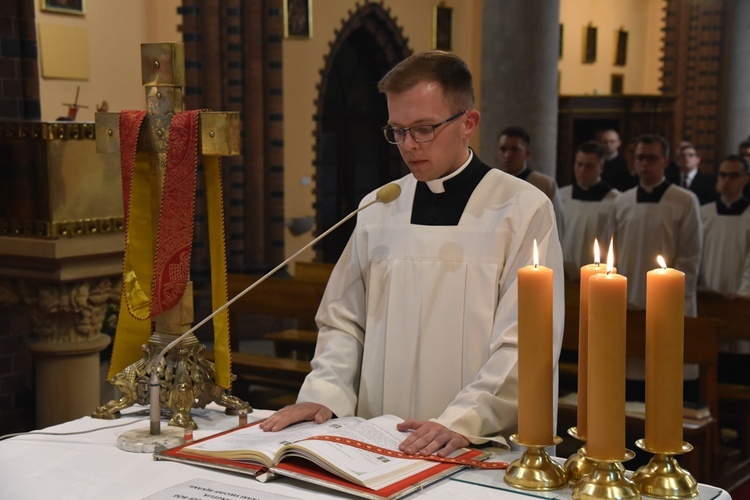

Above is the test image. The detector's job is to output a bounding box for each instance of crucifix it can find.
[92,43,249,432]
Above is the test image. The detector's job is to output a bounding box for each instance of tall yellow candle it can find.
[517,239,554,446]
[587,242,627,461]
[645,256,685,452]
[577,240,607,440]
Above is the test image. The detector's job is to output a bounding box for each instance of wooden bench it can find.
[227,272,327,358]
[697,291,750,463]
[205,349,311,390]
[559,297,720,484]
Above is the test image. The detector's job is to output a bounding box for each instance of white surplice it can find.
[699,202,750,297]
[559,185,619,279]
[296,169,565,446]
[613,184,702,316]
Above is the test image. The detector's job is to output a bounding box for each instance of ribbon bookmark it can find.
[304,435,508,470]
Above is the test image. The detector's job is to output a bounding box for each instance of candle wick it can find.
[606,270,612,276]
[534,263,538,269]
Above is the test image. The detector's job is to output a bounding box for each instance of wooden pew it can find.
[220,273,326,401]
[227,272,326,358]
[697,291,750,462]
[558,297,720,483]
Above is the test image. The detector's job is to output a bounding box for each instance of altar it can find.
[0,404,731,500]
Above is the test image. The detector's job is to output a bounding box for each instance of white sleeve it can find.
[433,196,565,444]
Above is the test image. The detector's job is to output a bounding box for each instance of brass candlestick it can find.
[632,439,698,498]
[564,426,596,482]
[572,448,640,500]
[504,434,568,490]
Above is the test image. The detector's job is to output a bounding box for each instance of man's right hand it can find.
[258,402,333,432]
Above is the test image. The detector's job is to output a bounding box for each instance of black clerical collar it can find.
[411,153,490,226]
[717,197,750,215]
[572,181,613,201]
[516,167,532,180]
[636,180,671,203]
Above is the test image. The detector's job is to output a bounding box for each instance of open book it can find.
[155,414,489,500]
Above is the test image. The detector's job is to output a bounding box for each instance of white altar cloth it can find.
[0,404,731,499]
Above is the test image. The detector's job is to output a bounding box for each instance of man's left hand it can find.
[396,420,469,457]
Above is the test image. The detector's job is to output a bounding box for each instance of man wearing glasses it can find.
[613,134,703,401]
[261,51,564,457]
[699,154,750,385]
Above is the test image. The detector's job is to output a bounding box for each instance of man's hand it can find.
[396,420,469,457]
[258,402,333,432]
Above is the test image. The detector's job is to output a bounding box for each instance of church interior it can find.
[2,0,750,496]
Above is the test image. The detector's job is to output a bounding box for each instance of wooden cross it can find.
[92,43,248,428]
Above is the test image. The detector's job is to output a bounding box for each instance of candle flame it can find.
[593,239,600,266]
[606,237,615,274]
[657,255,667,269]
[533,239,539,268]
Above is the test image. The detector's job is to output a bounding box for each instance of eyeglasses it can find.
[382,110,467,145]
[635,154,664,163]
[718,171,746,179]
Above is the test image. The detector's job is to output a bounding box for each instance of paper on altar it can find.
[140,477,298,500]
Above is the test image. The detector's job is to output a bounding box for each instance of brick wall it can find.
[0,306,34,434]
[0,0,40,120]
[0,0,37,435]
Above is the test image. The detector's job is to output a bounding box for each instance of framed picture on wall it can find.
[611,74,624,95]
[433,4,452,51]
[583,24,597,64]
[615,29,628,66]
[284,0,312,39]
[41,0,85,15]
[559,24,564,59]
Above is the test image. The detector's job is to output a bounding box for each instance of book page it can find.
[277,415,441,490]
[181,417,365,465]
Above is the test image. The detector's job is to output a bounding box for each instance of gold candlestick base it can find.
[503,434,567,490]
[572,448,640,500]
[632,439,698,498]
[564,427,595,482]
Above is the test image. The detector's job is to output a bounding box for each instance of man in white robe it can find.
[614,134,702,316]
[560,141,619,280]
[699,155,750,296]
[261,51,565,456]
[497,126,565,240]
[699,155,750,384]
[614,134,703,399]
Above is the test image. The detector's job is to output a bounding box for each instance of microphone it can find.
[145,182,401,435]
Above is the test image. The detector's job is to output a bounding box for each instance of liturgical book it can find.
[154,414,490,500]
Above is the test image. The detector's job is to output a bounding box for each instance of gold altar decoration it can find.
[633,439,698,498]
[503,434,567,490]
[572,448,640,500]
[91,43,248,429]
[0,120,123,238]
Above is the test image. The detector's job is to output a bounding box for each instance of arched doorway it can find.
[314,4,411,262]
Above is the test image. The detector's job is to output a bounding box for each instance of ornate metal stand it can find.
[572,448,640,500]
[632,439,699,498]
[92,332,249,429]
[504,434,568,490]
[564,426,596,482]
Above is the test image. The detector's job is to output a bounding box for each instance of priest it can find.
[559,140,619,280]
[260,51,565,458]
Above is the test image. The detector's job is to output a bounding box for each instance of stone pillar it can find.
[718,0,750,156]
[479,0,561,177]
[0,272,120,428]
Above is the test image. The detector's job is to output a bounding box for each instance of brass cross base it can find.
[504,434,568,490]
[632,439,698,498]
[572,448,640,500]
[92,332,250,429]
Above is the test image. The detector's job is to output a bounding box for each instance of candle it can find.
[577,239,608,439]
[517,239,554,445]
[645,255,685,452]
[587,241,627,461]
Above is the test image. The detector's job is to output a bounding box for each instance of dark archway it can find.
[314,3,411,262]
